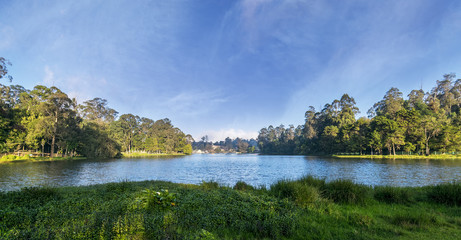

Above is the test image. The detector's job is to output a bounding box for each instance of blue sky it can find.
[1,0,461,141]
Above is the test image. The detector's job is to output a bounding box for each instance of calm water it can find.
[1,154,460,191]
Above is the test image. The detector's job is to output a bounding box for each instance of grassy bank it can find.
[333,154,461,160]
[121,152,187,158]
[1,177,460,239]
[0,154,86,163]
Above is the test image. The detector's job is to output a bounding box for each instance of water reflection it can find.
[0,154,460,191]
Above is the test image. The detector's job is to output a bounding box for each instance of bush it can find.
[269,179,321,206]
[200,181,220,190]
[270,179,297,200]
[233,181,254,191]
[322,179,372,204]
[176,189,297,238]
[294,185,320,206]
[135,189,177,211]
[374,186,414,204]
[298,175,326,188]
[427,182,461,206]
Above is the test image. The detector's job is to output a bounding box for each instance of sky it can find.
[1,0,461,142]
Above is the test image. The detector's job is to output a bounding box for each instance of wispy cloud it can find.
[162,90,228,117]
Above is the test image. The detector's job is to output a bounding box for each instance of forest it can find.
[258,73,461,156]
[0,58,192,159]
[192,136,258,153]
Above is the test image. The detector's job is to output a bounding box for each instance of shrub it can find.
[269,179,296,200]
[322,179,372,204]
[233,181,254,191]
[298,175,325,188]
[427,182,461,206]
[294,185,320,206]
[374,186,414,204]
[135,189,177,211]
[200,181,220,190]
[269,179,321,206]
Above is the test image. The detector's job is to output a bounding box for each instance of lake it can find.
[1,154,460,191]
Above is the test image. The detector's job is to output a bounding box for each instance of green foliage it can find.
[322,179,372,204]
[374,186,415,204]
[0,154,30,161]
[259,73,461,156]
[1,178,461,239]
[200,180,220,190]
[391,212,442,230]
[0,82,191,160]
[269,179,321,206]
[135,189,177,211]
[427,182,461,206]
[233,181,255,191]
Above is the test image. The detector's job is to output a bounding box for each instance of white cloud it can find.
[198,128,258,142]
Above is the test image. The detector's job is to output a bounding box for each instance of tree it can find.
[79,98,118,124]
[0,57,13,82]
[421,113,447,155]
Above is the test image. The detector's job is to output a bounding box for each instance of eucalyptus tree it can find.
[0,57,13,82]
[79,98,118,124]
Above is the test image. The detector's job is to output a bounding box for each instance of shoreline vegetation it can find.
[258,74,461,158]
[333,154,461,160]
[121,151,187,158]
[1,176,460,239]
[0,153,86,163]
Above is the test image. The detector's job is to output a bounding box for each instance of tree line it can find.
[0,59,192,158]
[258,73,461,156]
[193,136,258,153]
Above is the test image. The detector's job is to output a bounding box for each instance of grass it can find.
[1,177,460,239]
[121,151,187,158]
[0,154,86,163]
[333,154,461,160]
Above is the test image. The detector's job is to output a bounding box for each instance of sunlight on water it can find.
[0,154,460,191]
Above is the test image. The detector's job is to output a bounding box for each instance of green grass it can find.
[1,177,460,239]
[121,151,186,158]
[333,154,461,160]
[0,154,86,163]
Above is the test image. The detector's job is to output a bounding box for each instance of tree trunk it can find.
[392,143,396,156]
[426,140,430,156]
[51,113,58,158]
[51,135,55,158]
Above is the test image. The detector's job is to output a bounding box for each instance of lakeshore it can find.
[121,152,187,158]
[0,154,86,163]
[333,154,461,160]
[1,177,460,239]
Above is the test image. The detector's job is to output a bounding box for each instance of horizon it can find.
[2,0,461,142]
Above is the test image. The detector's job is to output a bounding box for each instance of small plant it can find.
[136,189,177,211]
